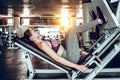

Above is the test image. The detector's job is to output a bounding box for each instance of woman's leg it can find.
[65,19,99,63]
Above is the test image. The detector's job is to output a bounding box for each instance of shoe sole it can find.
[89,10,97,20]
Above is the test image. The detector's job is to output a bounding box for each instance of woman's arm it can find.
[36,41,88,72]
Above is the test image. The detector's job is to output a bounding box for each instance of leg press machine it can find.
[14,28,120,80]
[13,0,120,80]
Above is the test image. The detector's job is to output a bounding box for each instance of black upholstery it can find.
[13,36,73,73]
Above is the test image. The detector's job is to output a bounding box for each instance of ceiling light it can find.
[61,0,68,3]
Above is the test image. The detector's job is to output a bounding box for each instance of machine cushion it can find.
[13,36,73,73]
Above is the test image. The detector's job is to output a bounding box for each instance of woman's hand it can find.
[76,65,88,73]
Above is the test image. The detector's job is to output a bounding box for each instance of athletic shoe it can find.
[89,10,97,20]
[96,6,107,23]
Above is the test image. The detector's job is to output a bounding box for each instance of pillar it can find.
[14,16,20,30]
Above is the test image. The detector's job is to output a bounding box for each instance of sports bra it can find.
[50,39,60,52]
[52,44,60,52]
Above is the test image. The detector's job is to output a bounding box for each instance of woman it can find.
[24,18,104,72]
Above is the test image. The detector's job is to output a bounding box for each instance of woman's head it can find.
[24,28,41,40]
[24,28,32,40]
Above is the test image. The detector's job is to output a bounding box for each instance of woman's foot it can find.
[98,18,103,24]
[96,6,107,23]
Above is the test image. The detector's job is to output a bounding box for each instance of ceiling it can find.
[0,0,117,17]
[0,0,92,17]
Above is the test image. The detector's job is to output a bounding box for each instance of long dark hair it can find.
[24,29,38,48]
[24,29,32,40]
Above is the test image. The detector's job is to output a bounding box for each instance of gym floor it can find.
[0,48,120,80]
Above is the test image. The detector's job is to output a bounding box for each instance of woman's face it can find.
[29,29,41,39]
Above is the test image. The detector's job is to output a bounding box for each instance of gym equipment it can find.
[13,27,120,80]
[13,0,120,80]
[88,0,119,29]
